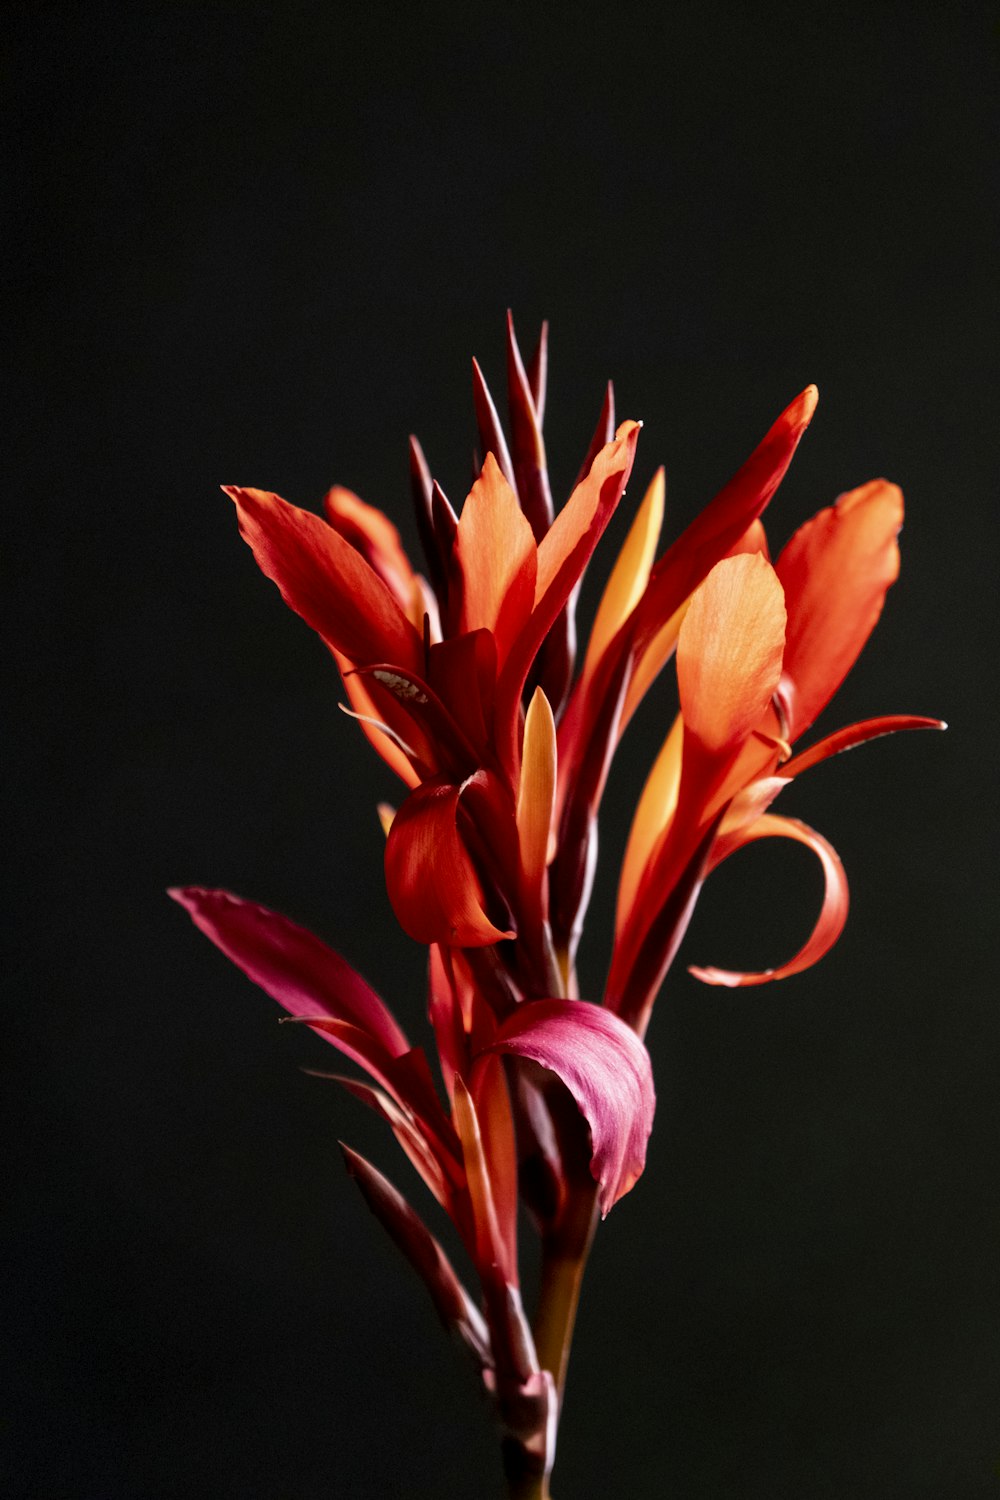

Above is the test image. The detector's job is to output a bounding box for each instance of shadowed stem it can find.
[503,1180,600,1498]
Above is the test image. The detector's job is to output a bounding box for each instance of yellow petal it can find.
[516,687,557,898]
[616,712,683,935]
[581,467,665,683]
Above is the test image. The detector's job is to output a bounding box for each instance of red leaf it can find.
[168,887,408,1057]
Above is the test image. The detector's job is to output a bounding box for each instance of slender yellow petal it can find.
[517,687,557,896]
[616,712,683,936]
[581,467,665,683]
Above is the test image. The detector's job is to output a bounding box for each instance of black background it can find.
[6,4,999,1497]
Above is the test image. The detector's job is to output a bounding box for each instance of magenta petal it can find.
[168,887,409,1057]
[485,999,655,1217]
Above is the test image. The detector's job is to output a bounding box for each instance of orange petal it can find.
[384,778,515,947]
[616,712,683,937]
[453,1077,517,1286]
[629,386,816,668]
[776,480,903,736]
[453,454,537,665]
[689,812,849,986]
[226,486,423,671]
[677,553,787,756]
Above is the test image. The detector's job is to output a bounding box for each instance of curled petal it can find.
[384,778,515,947]
[225,486,422,671]
[689,813,848,987]
[341,1144,491,1368]
[485,1000,656,1217]
[168,887,409,1056]
[781,714,947,779]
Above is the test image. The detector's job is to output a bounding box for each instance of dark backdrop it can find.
[6,4,998,1497]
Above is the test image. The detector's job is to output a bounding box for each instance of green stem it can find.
[534,1182,600,1403]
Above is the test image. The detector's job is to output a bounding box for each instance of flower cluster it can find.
[172,316,940,1495]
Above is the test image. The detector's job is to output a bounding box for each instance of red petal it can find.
[384,779,516,947]
[781,713,947,778]
[168,887,408,1056]
[505,311,554,541]
[630,386,817,667]
[689,813,849,987]
[776,479,903,737]
[486,999,656,1217]
[322,485,416,608]
[226,486,423,671]
[341,1143,491,1366]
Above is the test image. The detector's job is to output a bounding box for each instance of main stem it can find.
[503,1181,600,1498]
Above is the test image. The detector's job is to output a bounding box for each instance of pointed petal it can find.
[318,1073,449,1206]
[776,479,904,736]
[689,813,849,986]
[573,382,616,487]
[168,887,409,1056]
[517,688,557,904]
[472,1054,519,1287]
[471,357,516,490]
[495,421,640,772]
[486,1000,655,1217]
[341,1143,491,1366]
[581,467,665,683]
[453,454,537,663]
[453,1076,517,1286]
[384,778,515,947]
[677,553,787,756]
[506,311,554,541]
[630,386,817,666]
[781,714,947,779]
[526,320,549,427]
[616,712,683,936]
[225,486,422,670]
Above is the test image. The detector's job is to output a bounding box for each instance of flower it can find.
[173,316,941,1493]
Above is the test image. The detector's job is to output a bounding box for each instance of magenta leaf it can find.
[168,887,409,1057]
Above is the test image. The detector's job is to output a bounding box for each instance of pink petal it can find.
[689,813,849,987]
[168,887,409,1056]
[485,999,656,1217]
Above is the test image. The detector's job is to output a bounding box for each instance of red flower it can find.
[174,317,940,1493]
